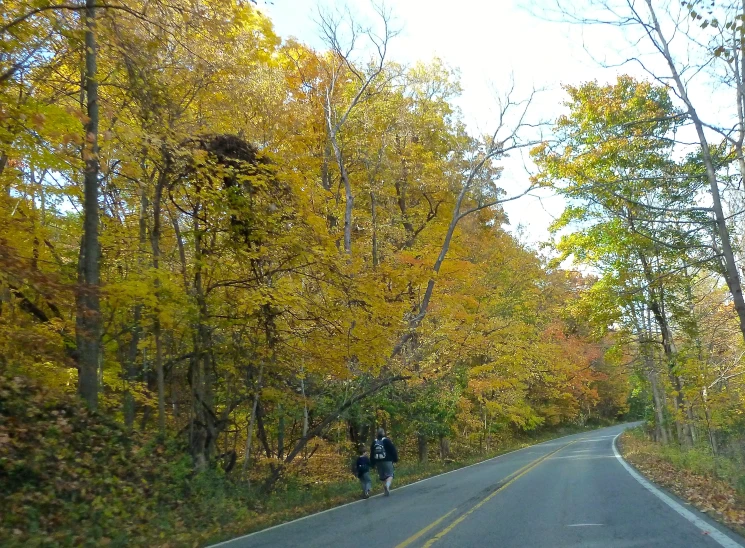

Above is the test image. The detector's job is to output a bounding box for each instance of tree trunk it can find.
[124,301,141,429]
[640,255,691,447]
[370,191,379,268]
[439,435,450,460]
[256,401,272,459]
[151,169,167,435]
[418,433,428,463]
[649,370,669,445]
[76,0,101,409]
[277,404,285,460]
[190,211,210,469]
[644,0,745,342]
[702,387,718,455]
[124,189,148,429]
[241,363,264,478]
[685,397,697,444]
[330,136,353,255]
[301,376,309,439]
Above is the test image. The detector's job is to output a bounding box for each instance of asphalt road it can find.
[211,423,745,548]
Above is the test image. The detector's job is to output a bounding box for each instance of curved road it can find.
[211,424,744,548]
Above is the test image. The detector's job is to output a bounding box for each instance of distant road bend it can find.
[210,424,745,548]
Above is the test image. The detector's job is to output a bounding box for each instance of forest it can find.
[3,0,745,545]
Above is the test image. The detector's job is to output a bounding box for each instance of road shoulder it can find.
[616,430,745,547]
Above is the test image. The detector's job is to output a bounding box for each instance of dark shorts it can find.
[376,460,394,480]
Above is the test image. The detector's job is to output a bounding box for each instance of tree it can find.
[554,0,745,343]
[75,0,101,409]
[533,76,709,443]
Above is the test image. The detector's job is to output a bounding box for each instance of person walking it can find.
[370,428,398,496]
[354,447,372,499]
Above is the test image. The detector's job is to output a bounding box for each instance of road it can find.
[211,423,745,548]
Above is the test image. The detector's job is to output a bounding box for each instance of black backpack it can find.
[372,439,387,461]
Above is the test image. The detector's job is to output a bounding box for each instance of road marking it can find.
[612,433,744,548]
[412,440,577,548]
[207,429,607,548]
[395,509,457,548]
[567,523,603,527]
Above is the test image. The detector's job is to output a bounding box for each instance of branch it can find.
[2,3,147,35]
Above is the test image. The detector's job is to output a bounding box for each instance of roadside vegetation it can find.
[620,427,745,535]
[1,373,618,547]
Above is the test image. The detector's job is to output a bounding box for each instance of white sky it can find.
[259,0,730,247]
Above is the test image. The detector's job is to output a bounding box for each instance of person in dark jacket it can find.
[354,447,372,498]
[370,428,398,496]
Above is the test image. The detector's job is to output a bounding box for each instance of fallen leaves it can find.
[620,431,745,534]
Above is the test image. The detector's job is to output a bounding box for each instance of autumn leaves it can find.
[1,1,629,481]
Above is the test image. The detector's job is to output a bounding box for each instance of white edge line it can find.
[207,427,609,547]
[612,432,743,548]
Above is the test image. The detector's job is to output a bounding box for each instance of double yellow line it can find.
[396,440,578,548]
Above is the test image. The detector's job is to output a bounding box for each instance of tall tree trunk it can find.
[301,376,309,439]
[638,304,669,444]
[639,253,692,447]
[124,301,142,429]
[151,170,166,435]
[370,191,379,268]
[394,140,415,240]
[702,387,718,455]
[330,137,353,255]
[277,404,285,461]
[255,402,272,459]
[645,0,745,342]
[76,0,101,409]
[190,210,209,469]
[685,396,697,444]
[124,189,148,428]
[242,363,264,478]
[649,369,669,444]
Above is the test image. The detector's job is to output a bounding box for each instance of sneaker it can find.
[384,484,390,496]
[363,490,370,499]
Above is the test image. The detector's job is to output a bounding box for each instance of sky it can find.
[257,0,714,247]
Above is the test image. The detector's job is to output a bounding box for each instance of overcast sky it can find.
[259,0,723,247]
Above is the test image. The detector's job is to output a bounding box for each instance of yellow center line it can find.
[395,440,578,548]
[395,509,457,548]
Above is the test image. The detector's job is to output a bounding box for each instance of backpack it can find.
[372,439,387,461]
[357,459,370,475]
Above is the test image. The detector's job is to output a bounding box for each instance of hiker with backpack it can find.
[370,428,398,496]
[354,447,372,499]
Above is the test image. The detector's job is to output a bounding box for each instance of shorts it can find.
[376,460,394,480]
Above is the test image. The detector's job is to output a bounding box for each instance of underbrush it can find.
[0,374,619,547]
[619,427,745,533]
[622,427,745,495]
